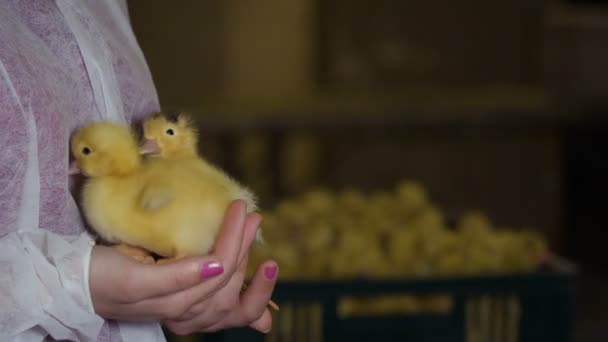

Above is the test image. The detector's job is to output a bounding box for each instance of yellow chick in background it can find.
[71,121,238,262]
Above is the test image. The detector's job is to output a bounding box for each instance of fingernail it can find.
[264,265,277,280]
[201,261,224,278]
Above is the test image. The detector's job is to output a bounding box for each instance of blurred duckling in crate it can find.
[458,210,493,238]
[504,230,549,272]
[337,189,368,215]
[457,210,500,273]
[432,231,467,276]
[387,228,419,275]
[457,211,550,274]
[395,180,429,217]
[365,191,400,234]
[299,189,335,217]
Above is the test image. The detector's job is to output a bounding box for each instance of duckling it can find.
[141,112,260,240]
[70,121,233,262]
[141,113,279,310]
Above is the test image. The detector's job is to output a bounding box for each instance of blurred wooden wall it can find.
[127,0,549,108]
[128,0,317,107]
[127,1,227,107]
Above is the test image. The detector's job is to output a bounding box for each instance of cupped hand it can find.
[88,200,278,334]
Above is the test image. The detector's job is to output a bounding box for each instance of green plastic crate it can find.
[195,263,575,342]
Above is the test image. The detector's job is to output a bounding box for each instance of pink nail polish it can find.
[201,261,224,278]
[264,265,277,280]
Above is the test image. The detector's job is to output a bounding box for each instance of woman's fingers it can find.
[211,200,248,276]
[210,260,279,331]
[165,208,261,307]
[124,254,223,302]
[237,212,262,265]
[161,270,248,334]
[249,309,273,334]
[168,212,261,321]
[235,261,278,328]
[163,260,278,334]
[89,246,219,320]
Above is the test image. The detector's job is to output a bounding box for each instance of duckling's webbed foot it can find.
[113,244,156,264]
[156,253,188,265]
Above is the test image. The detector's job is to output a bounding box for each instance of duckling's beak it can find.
[139,138,160,155]
[68,160,81,175]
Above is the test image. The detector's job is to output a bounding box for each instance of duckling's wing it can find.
[138,181,175,211]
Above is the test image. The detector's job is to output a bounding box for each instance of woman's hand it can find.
[89,200,278,334]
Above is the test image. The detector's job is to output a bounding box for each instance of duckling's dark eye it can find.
[82,147,91,155]
[166,129,175,136]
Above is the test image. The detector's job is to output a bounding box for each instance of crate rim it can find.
[272,269,576,301]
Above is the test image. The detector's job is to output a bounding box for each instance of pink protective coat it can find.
[0,1,163,341]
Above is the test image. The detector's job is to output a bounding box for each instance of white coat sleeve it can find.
[0,41,104,341]
[0,231,104,342]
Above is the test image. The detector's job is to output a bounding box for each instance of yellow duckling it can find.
[71,121,236,262]
[141,112,259,239]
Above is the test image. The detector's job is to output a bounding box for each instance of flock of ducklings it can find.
[250,180,549,281]
[249,181,548,316]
